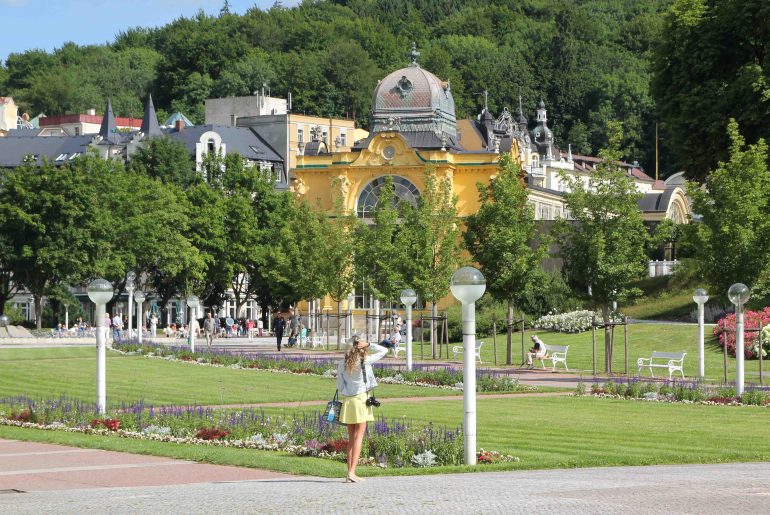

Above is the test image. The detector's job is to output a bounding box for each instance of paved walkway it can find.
[1,438,768,514]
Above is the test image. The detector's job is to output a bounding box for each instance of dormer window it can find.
[207,139,216,153]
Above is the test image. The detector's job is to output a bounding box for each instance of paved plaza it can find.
[0,439,768,514]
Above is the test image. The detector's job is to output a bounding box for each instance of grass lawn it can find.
[0,347,467,405]
[3,395,769,476]
[410,323,768,384]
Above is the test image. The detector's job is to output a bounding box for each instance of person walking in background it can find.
[150,313,158,338]
[273,312,286,351]
[246,319,255,341]
[203,312,215,347]
[257,317,264,337]
[337,335,387,483]
[111,312,123,342]
[104,313,113,345]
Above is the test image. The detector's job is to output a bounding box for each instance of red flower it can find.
[195,427,230,440]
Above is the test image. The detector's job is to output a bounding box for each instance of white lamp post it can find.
[400,288,418,371]
[346,293,354,340]
[87,279,113,414]
[450,266,486,465]
[692,288,709,379]
[187,295,199,353]
[134,291,145,344]
[126,271,136,340]
[728,283,750,395]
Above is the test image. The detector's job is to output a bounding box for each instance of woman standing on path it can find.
[336,335,387,483]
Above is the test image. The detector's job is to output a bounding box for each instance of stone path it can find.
[1,437,768,514]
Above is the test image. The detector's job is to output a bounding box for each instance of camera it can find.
[366,396,380,408]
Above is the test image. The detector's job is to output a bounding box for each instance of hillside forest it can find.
[2,0,769,181]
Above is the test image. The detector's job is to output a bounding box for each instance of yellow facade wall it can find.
[292,131,518,217]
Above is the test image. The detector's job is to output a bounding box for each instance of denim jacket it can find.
[336,343,387,397]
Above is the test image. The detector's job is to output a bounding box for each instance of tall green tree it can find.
[688,120,770,297]
[0,157,101,328]
[128,136,198,187]
[652,0,770,181]
[464,154,548,365]
[400,169,461,358]
[354,177,405,334]
[556,122,649,373]
[322,181,359,345]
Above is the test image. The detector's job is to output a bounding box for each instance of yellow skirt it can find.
[340,392,374,424]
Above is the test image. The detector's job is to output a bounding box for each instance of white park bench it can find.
[637,351,687,380]
[540,344,570,371]
[452,341,484,363]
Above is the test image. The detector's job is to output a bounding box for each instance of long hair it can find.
[344,345,367,373]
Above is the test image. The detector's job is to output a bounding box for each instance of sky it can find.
[0,0,299,62]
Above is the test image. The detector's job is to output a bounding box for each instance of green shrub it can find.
[740,390,769,406]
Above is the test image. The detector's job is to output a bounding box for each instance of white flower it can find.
[411,450,437,467]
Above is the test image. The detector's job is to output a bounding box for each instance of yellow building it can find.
[291,49,516,222]
[290,49,519,316]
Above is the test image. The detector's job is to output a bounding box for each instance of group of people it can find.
[100,312,158,342]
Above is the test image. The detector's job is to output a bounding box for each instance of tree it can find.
[88,158,204,318]
[401,169,461,358]
[556,122,649,373]
[0,157,101,328]
[353,177,405,334]
[652,0,770,181]
[322,180,360,345]
[688,119,770,297]
[464,154,548,365]
[128,136,198,187]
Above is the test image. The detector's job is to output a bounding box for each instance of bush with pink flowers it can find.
[713,307,770,358]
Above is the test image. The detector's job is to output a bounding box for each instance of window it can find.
[74,127,81,136]
[356,176,420,218]
[207,139,216,153]
[339,132,346,146]
[322,131,328,143]
[55,153,67,161]
[297,128,304,143]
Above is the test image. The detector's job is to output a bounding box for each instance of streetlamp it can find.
[134,291,145,344]
[450,266,486,465]
[187,295,199,353]
[400,288,418,371]
[728,283,750,395]
[126,271,136,340]
[346,293,354,340]
[692,288,709,379]
[87,279,113,414]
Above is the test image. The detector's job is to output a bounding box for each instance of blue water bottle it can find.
[327,405,335,422]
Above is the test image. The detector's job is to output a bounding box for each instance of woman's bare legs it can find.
[346,422,367,480]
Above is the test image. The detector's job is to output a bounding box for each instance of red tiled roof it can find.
[40,114,143,128]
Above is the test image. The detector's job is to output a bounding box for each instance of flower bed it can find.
[578,378,770,406]
[532,310,623,333]
[0,395,518,468]
[713,307,770,358]
[113,341,537,393]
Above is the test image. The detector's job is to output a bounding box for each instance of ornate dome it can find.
[370,45,457,139]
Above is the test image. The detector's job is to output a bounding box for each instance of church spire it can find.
[99,99,118,143]
[140,94,161,137]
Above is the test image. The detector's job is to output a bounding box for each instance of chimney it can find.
[230,114,237,126]
[87,108,96,116]
[175,120,184,132]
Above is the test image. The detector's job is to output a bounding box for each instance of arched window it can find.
[356,176,420,218]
